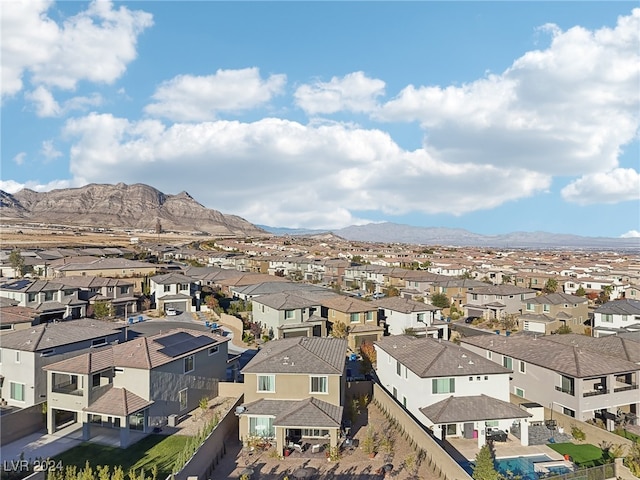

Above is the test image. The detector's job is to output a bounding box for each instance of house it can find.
[592,299,640,337]
[251,291,334,340]
[460,334,640,429]
[0,319,125,408]
[237,337,347,455]
[374,335,530,448]
[520,292,589,335]
[149,272,200,314]
[429,279,488,309]
[0,279,87,321]
[464,285,537,320]
[0,303,41,333]
[56,276,139,319]
[43,328,229,447]
[320,295,383,350]
[373,296,446,338]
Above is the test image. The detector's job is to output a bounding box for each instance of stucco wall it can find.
[0,404,45,446]
[372,383,472,480]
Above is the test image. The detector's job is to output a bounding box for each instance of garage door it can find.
[165,302,187,313]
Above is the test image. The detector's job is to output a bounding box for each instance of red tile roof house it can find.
[43,328,229,447]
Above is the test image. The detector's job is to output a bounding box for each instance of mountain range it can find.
[0,183,636,249]
[0,183,265,237]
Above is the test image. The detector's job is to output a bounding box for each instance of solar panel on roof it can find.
[3,280,31,290]
[154,332,194,347]
[158,335,215,357]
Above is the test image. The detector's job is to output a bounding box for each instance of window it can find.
[515,387,525,398]
[164,285,171,292]
[487,351,492,360]
[28,293,36,302]
[622,315,628,322]
[469,376,474,381]
[417,313,425,323]
[526,303,534,312]
[519,361,526,374]
[257,375,275,392]
[0,324,13,331]
[208,346,219,355]
[350,313,359,323]
[302,428,329,437]
[120,286,129,294]
[432,378,455,394]
[40,349,55,357]
[404,366,408,379]
[396,360,401,376]
[602,314,613,323]
[310,376,328,394]
[249,416,274,437]
[10,382,25,402]
[402,396,407,408]
[502,356,513,369]
[366,311,373,322]
[558,375,575,396]
[472,294,478,300]
[44,291,54,301]
[183,355,194,373]
[285,310,294,319]
[562,407,575,418]
[179,389,188,411]
[445,424,457,435]
[543,304,550,313]
[180,283,189,291]
[392,386,397,398]
[15,351,20,364]
[92,373,101,388]
[91,338,107,347]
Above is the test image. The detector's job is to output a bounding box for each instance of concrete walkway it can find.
[1,424,83,462]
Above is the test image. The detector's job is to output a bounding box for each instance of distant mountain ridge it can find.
[261,222,639,249]
[0,183,265,237]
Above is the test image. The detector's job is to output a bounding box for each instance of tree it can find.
[431,292,450,309]
[472,444,498,480]
[331,321,349,339]
[575,286,586,297]
[93,301,112,319]
[543,278,559,293]
[502,275,512,285]
[9,249,25,277]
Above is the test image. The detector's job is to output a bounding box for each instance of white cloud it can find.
[12,152,26,166]
[25,86,61,117]
[561,168,640,205]
[1,0,153,99]
[377,9,640,178]
[41,140,63,162]
[144,68,286,122]
[62,113,550,229]
[621,230,640,238]
[0,179,73,194]
[294,71,386,115]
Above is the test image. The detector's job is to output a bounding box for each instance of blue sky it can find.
[1,1,639,238]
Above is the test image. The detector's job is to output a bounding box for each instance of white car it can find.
[166,307,178,316]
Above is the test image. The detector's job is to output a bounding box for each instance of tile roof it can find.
[594,299,640,315]
[320,296,376,313]
[0,319,123,351]
[373,296,439,314]
[419,394,531,424]
[83,387,153,416]
[241,397,343,428]
[375,335,511,378]
[527,293,587,305]
[461,334,639,377]
[543,333,640,364]
[242,337,347,375]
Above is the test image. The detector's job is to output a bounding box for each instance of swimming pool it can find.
[463,455,573,480]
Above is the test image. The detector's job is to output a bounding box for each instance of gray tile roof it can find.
[375,335,511,378]
[0,319,123,352]
[242,337,347,375]
[150,273,195,284]
[461,334,639,377]
[594,299,640,315]
[83,387,153,416]
[527,293,587,305]
[233,282,332,298]
[320,296,376,313]
[419,394,531,424]
[253,292,325,310]
[543,333,640,364]
[373,296,439,314]
[471,285,536,295]
[242,397,343,428]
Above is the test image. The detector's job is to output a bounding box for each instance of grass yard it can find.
[546,442,607,467]
[53,435,189,479]
[614,428,640,442]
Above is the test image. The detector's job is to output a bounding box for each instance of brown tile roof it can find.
[320,296,376,313]
[373,296,439,314]
[543,333,640,364]
[375,335,511,378]
[83,387,153,416]
[241,397,343,428]
[242,337,347,375]
[419,394,531,424]
[461,334,639,377]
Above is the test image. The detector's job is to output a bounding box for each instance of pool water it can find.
[463,455,572,480]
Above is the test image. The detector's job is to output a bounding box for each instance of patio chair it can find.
[293,443,304,454]
[311,444,321,454]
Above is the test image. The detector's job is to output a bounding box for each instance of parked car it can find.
[464,316,479,324]
[166,307,178,316]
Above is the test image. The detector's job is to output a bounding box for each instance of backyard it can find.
[546,443,609,468]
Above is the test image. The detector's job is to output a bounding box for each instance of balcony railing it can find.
[614,384,638,393]
[554,386,575,396]
[52,383,83,396]
[583,389,609,397]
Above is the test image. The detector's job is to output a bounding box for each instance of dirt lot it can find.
[211,400,440,480]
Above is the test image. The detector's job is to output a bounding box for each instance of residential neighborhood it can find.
[1,236,639,480]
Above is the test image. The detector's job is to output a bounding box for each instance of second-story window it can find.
[543,304,550,313]
[432,378,455,394]
[257,375,275,392]
[350,313,359,323]
[310,376,328,394]
[285,310,295,320]
[164,285,171,292]
[502,356,513,369]
[396,360,401,376]
[602,314,613,323]
[183,355,194,373]
[28,293,36,302]
[44,291,54,301]
[526,303,534,311]
[366,311,373,322]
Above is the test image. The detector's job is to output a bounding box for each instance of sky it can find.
[1,1,639,239]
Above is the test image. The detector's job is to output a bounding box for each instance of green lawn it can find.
[614,428,640,442]
[546,442,607,467]
[53,435,189,479]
